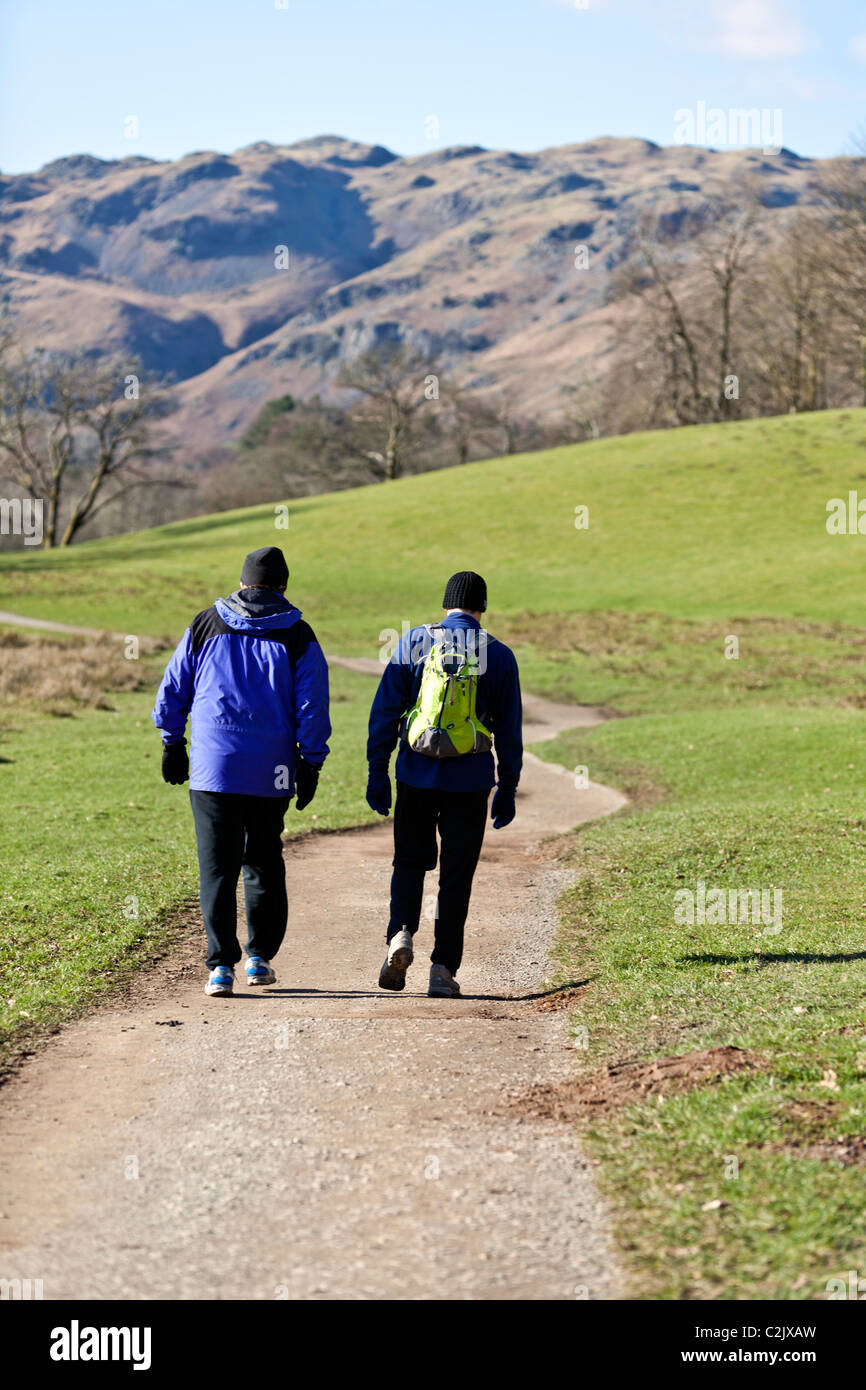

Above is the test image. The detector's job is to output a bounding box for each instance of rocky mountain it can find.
[0,134,826,452]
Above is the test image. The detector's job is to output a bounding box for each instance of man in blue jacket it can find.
[152,546,331,997]
[366,571,522,997]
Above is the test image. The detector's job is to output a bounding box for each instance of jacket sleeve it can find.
[294,635,331,768]
[489,644,523,791]
[367,630,415,770]
[152,629,194,745]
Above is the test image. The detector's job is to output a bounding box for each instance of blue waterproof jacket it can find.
[152,589,331,797]
[367,613,522,792]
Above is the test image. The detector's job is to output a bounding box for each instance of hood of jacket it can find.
[214,588,302,634]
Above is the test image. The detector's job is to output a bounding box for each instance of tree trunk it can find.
[59,456,109,546]
[717,273,733,418]
[384,409,401,481]
[43,491,58,548]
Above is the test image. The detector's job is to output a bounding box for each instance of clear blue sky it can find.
[1,0,864,173]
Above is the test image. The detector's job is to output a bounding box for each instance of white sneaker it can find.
[204,966,235,997]
[428,964,461,998]
[245,956,276,986]
[378,929,414,991]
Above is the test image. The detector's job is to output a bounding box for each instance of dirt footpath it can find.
[0,673,627,1301]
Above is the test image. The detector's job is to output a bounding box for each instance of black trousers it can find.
[189,790,291,969]
[387,780,490,975]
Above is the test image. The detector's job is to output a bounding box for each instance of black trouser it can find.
[387,780,490,976]
[189,790,291,969]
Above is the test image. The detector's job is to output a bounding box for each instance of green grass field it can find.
[3,405,866,1298]
[2,408,866,646]
[536,699,866,1298]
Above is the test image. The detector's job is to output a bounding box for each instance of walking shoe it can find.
[428,964,461,997]
[378,929,414,991]
[204,966,235,997]
[245,956,276,986]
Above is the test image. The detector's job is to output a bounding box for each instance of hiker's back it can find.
[385,613,521,794]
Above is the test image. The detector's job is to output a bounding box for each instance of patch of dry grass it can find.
[0,631,163,716]
[497,608,866,714]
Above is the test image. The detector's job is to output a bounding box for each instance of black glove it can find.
[161,739,189,785]
[491,784,516,829]
[366,766,392,816]
[294,758,320,811]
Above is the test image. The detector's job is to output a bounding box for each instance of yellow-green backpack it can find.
[403,626,492,758]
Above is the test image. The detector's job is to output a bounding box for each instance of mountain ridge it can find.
[0,134,830,451]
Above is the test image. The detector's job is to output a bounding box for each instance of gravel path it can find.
[0,645,627,1300]
[0,608,109,637]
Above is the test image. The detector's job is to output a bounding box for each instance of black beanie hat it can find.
[443,570,487,613]
[241,546,289,590]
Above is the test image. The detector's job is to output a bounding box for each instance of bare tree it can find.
[698,204,756,418]
[0,332,174,546]
[818,152,866,404]
[337,344,439,479]
[627,191,758,426]
[559,376,603,442]
[443,383,503,464]
[742,212,835,414]
[477,391,533,456]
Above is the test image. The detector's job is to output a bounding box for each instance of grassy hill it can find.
[2,408,866,644]
[3,405,866,1299]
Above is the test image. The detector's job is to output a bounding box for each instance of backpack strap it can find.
[420,624,491,669]
[414,624,443,667]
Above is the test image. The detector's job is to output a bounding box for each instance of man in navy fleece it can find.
[366,571,523,997]
[152,546,330,997]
